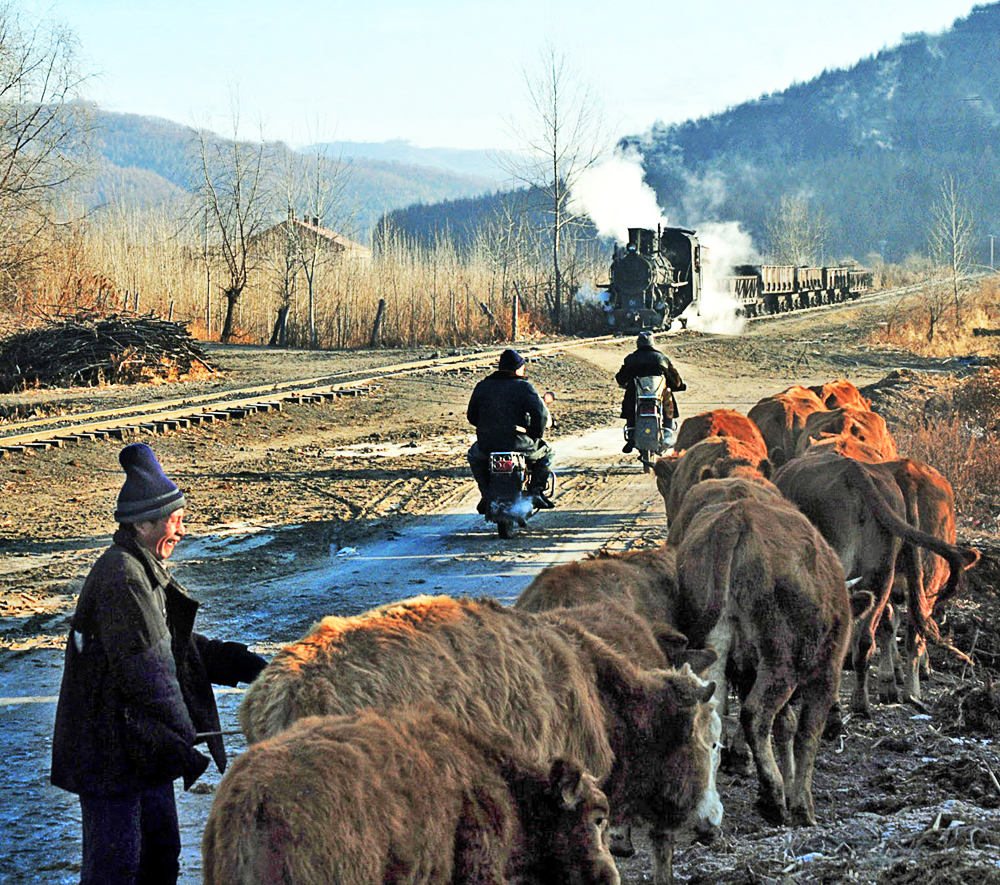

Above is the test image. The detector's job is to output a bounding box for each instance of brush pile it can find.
[0,314,215,392]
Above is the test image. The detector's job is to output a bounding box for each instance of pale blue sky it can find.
[43,0,981,149]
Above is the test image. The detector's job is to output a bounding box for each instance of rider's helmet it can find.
[636,331,655,348]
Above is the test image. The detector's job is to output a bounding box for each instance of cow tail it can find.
[845,463,967,645]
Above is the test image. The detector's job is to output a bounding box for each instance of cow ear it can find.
[651,621,689,663]
[549,758,584,809]
[653,455,679,482]
[674,664,717,705]
[698,465,716,481]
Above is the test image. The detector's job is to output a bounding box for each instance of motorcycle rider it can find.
[467,348,555,512]
[616,331,686,453]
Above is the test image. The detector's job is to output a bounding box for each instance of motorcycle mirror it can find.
[542,391,556,404]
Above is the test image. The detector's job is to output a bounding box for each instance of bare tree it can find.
[0,4,90,300]
[928,172,975,326]
[765,195,827,265]
[502,44,613,327]
[196,100,272,343]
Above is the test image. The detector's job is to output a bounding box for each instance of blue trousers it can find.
[79,782,180,885]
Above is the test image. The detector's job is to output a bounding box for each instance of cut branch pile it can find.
[0,314,216,392]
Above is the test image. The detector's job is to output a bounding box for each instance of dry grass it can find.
[1,208,606,348]
[892,366,1000,535]
[865,277,1000,358]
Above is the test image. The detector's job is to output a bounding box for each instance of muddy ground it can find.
[2,293,1000,884]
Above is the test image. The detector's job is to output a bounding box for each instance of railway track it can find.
[0,335,618,456]
[0,281,917,458]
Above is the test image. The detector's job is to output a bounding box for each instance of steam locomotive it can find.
[602,225,873,332]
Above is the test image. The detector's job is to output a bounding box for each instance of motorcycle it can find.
[627,375,677,473]
[482,392,556,539]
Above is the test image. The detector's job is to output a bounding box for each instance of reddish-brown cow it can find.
[794,406,897,460]
[773,452,977,716]
[203,708,620,885]
[654,436,771,524]
[239,594,722,885]
[675,497,853,827]
[747,388,827,467]
[674,409,768,460]
[808,378,872,410]
[877,459,980,703]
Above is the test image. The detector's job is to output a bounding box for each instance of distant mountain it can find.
[623,2,1000,265]
[305,139,504,184]
[75,109,498,240]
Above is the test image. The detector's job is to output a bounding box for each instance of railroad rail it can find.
[0,336,618,456]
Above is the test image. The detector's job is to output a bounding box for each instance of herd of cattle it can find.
[200,378,982,885]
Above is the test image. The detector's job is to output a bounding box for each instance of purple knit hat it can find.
[114,443,185,523]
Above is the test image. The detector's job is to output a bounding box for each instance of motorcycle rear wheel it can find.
[497,518,515,539]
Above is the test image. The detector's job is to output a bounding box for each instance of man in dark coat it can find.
[616,331,686,453]
[467,348,555,511]
[51,443,266,885]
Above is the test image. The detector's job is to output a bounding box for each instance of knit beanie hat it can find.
[498,349,526,371]
[114,443,186,524]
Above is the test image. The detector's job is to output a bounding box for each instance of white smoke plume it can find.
[569,148,666,242]
[570,149,757,336]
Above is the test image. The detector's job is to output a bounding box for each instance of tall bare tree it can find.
[196,101,272,343]
[765,195,827,265]
[928,172,975,326]
[0,4,90,300]
[502,45,612,327]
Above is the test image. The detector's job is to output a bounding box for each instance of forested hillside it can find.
[76,108,496,239]
[385,4,1000,268]
[626,2,1000,264]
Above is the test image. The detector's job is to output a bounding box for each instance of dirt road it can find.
[2,304,999,883]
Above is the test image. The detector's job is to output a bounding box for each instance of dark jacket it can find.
[51,529,265,797]
[467,370,550,453]
[616,344,685,420]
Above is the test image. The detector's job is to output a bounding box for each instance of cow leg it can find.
[851,561,896,718]
[787,671,840,827]
[876,601,902,704]
[650,826,675,885]
[772,702,797,787]
[903,617,928,703]
[740,675,796,825]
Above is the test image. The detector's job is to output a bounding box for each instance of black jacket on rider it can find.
[467,370,551,454]
[616,343,685,421]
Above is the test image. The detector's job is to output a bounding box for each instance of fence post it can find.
[370,298,386,347]
[511,288,519,342]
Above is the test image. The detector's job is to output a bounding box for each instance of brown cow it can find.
[516,546,684,652]
[674,409,768,460]
[794,406,898,461]
[203,708,620,885]
[239,594,722,885]
[876,459,981,703]
[747,388,827,467]
[773,452,977,716]
[674,497,852,826]
[808,378,872,410]
[798,433,886,463]
[666,474,783,546]
[654,436,771,524]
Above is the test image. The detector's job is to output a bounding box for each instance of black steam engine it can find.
[602,224,872,332]
[603,226,703,332]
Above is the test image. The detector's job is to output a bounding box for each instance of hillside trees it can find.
[928,172,975,327]
[0,4,90,304]
[502,45,613,327]
[195,105,272,343]
[764,195,828,265]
